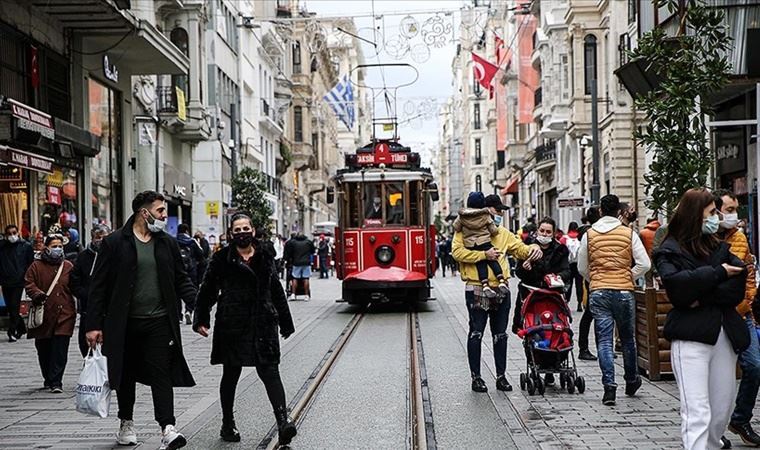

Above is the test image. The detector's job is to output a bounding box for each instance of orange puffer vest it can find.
[587,226,634,291]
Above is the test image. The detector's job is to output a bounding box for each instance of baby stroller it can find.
[517,285,585,396]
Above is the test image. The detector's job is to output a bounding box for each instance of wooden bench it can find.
[635,288,672,381]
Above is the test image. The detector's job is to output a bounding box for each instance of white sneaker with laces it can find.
[116,419,138,446]
[160,424,187,450]
[184,312,192,325]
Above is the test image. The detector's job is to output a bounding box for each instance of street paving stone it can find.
[1,273,760,449]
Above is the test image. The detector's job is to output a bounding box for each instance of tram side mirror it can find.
[326,186,335,204]
[428,183,440,202]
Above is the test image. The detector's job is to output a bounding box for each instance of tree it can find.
[231,167,273,230]
[631,0,731,218]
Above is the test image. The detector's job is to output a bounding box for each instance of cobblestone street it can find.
[0,274,758,449]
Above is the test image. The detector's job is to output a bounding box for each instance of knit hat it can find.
[467,191,485,208]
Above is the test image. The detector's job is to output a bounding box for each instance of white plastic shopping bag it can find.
[75,345,112,418]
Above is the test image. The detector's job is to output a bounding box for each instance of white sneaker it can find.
[184,312,192,325]
[160,424,187,450]
[116,419,137,446]
[305,295,311,301]
[288,294,296,301]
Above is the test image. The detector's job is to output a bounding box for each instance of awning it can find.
[500,176,519,195]
[0,145,54,174]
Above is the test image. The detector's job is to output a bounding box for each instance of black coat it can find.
[653,237,749,353]
[193,241,295,367]
[284,236,314,266]
[515,239,571,291]
[0,240,34,287]
[85,215,198,389]
[70,247,97,314]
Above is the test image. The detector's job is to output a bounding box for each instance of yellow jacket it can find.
[452,227,536,286]
[722,228,757,317]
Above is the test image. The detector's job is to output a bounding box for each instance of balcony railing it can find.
[263,173,282,196]
[534,87,542,107]
[157,86,178,114]
[535,144,556,164]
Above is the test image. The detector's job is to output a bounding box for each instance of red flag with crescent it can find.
[471,52,499,98]
[30,45,39,89]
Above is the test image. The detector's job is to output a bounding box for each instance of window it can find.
[473,103,481,129]
[474,138,482,165]
[216,2,238,52]
[560,54,569,99]
[311,132,318,168]
[293,41,302,73]
[294,106,303,142]
[170,27,189,104]
[89,79,123,228]
[628,0,637,24]
[216,69,238,113]
[475,175,482,193]
[583,35,598,95]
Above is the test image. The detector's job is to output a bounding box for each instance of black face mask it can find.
[232,232,254,248]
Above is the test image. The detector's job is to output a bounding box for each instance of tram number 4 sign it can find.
[557,197,586,208]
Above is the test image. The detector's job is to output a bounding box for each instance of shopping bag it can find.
[75,345,111,418]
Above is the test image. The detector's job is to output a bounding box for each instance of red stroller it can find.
[517,286,586,396]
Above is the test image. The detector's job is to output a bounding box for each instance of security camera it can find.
[580,135,592,147]
[241,16,256,29]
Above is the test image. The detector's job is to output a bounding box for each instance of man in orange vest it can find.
[578,194,651,406]
[714,189,760,447]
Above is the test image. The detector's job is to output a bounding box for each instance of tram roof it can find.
[334,168,434,183]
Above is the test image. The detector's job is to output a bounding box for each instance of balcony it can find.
[259,99,283,134]
[156,86,211,142]
[534,143,557,172]
[157,86,180,115]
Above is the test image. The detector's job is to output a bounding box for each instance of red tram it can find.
[327,140,439,304]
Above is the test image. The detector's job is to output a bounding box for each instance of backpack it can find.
[179,244,196,275]
[565,236,581,264]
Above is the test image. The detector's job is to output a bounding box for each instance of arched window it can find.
[170,28,189,104]
[475,175,482,193]
[583,35,597,95]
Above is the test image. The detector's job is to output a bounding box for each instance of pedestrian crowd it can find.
[0,185,758,450]
[449,187,759,450]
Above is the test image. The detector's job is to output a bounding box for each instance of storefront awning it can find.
[500,176,519,195]
[0,145,54,175]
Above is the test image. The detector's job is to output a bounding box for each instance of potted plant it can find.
[628,0,731,380]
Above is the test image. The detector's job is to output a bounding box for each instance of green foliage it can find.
[434,213,444,236]
[231,167,273,230]
[631,0,731,218]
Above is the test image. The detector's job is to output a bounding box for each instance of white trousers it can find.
[671,329,738,450]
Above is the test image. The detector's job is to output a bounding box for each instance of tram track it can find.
[257,306,436,450]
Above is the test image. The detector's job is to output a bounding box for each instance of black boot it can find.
[602,385,616,406]
[275,407,297,445]
[220,419,241,442]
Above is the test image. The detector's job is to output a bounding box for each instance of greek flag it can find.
[323,75,355,130]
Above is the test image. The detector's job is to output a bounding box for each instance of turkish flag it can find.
[30,45,39,89]
[472,52,499,99]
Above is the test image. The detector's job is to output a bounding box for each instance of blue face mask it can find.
[702,214,720,235]
[48,247,64,259]
[493,215,503,227]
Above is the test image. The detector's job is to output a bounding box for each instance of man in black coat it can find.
[86,191,196,449]
[283,233,315,300]
[0,224,34,341]
[70,225,110,357]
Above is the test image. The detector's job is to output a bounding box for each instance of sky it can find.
[304,0,467,166]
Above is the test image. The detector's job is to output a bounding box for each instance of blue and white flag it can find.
[323,74,355,130]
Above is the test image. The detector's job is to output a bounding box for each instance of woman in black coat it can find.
[653,188,748,450]
[193,213,296,444]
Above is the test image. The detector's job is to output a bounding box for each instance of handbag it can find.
[27,262,65,330]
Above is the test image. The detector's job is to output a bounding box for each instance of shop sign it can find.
[163,165,192,201]
[103,54,119,83]
[205,201,220,216]
[0,145,54,174]
[715,128,746,175]
[47,186,61,205]
[9,99,54,140]
[558,197,586,208]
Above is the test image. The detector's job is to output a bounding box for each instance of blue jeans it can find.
[589,290,638,387]
[466,290,511,377]
[731,316,760,425]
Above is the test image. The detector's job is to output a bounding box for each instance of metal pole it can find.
[755,82,759,253]
[590,78,601,205]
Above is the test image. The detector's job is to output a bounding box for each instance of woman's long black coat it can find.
[193,242,295,367]
[85,215,198,390]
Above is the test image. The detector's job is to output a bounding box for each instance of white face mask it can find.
[6,235,19,244]
[143,209,167,233]
[536,235,553,245]
[719,212,739,230]
[493,215,503,227]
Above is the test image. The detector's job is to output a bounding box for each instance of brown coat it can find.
[25,258,75,339]
[453,208,498,248]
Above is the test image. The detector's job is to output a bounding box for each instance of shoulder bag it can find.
[27,262,65,330]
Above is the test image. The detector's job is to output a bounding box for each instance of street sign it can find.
[557,197,586,208]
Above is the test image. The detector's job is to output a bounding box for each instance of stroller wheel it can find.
[526,378,536,395]
[536,376,545,395]
[520,373,527,390]
[567,376,576,394]
[576,376,586,394]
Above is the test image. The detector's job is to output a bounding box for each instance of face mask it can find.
[47,247,64,259]
[143,209,166,233]
[493,215,503,227]
[536,235,553,245]
[702,214,720,235]
[720,213,739,230]
[232,232,254,248]
[6,235,19,244]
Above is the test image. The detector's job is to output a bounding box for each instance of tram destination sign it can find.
[347,141,420,168]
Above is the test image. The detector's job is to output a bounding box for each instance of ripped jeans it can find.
[466,289,511,378]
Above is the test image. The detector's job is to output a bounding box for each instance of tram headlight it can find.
[375,245,395,265]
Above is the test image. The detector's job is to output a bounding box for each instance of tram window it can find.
[386,182,405,225]
[345,183,361,228]
[364,183,383,226]
[409,181,421,226]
